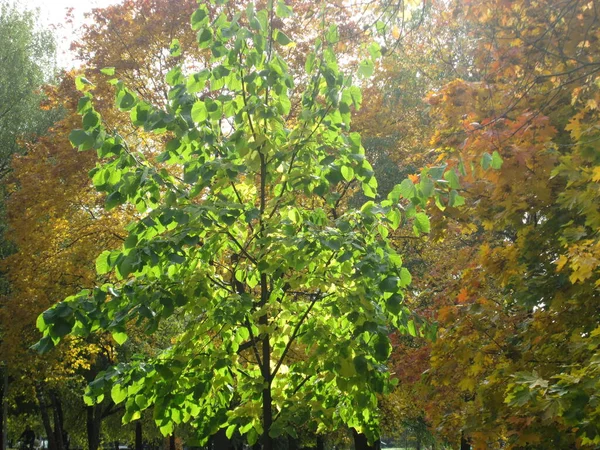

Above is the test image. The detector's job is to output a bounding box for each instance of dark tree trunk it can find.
[316,436,324,450]
[0,368,4,450]
[36,388,58,450]
[169,434,175,450]
[352,429,381,450]
[287,435,299,450]
[460,432,470,450]
[209,428,234,450]
[86,406,102,450]
[260,272,273,450]
[50,392,64,450]
[135,422,143,450]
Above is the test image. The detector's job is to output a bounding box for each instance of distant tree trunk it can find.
[460,432,470,450]
[135,422,143,450]
[209,429,234,450]
[352,429,381,450]
[36,388,58,450]
[86,406,102,450]
[169,434,175,450]
[316,436,324,450]
[50,391,65,450]
[287,435,299,450]
[0,368,6,450]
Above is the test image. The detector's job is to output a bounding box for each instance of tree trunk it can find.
[460,432,470,450]
[1,367,6,450]
[352,429,381,450]
[50,392,64,450]
[209,428,234,450]
[86,406,102,450]
[169,434,175,450]
[316,436,324,450]
[260,271,273,450]
[36,388,58,450]
[287,435,299,450]
[135,421,143,450]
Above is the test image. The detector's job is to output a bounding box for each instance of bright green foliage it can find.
[36,0,419,445]
[0,2,57,179]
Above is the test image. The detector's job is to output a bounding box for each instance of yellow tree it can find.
[409,0,600,448]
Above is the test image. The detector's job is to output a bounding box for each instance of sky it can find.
[22,0,120,67]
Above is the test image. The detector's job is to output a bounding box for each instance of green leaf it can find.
[191,101,207,122]
[96,251,112,275]
[75,76,94,91]
[36,314,47,332]
[32,336,54,354]
[481,152,492,170]
[100,67,115,76]
[69,129,94,150]
[362,182,376,198]
[274,30,292,46]
[443,168,460,189]
[386,294,403,315]
[407,320,417,337]
[418,176,434,199]
[197,28,212,48]
[117,90,136,111]
[105,191,123,210]
[373,333,391,361]
[276,1,293,18]
[491,150,503,169]
[449,190,465,207]
[226,425,237,439]
[368,42,381,59]
[379,276,399,293]
[414,212,430,234]
[358,60,374,79]
[50,318,73,338]
[399,267,412,287]
[191,7,209,30]
[341,165,354,181]
[111,383,127,404]
[386,208,401,230]
[170,39,181,57]
[82,111,100,130]
[397,178,416,199]
[112,331,128,345]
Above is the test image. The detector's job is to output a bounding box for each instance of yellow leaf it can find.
[556,255,569,271]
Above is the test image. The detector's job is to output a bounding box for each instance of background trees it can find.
[0,2,59,448]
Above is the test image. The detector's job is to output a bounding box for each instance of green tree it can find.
[35,1,424,448]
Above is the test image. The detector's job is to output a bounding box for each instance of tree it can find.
[405,0,600,447]
[0,1,57,179]
[35,1,424,448]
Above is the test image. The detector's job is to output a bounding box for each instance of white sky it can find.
[20,0,121,68]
